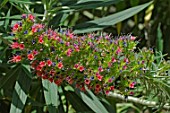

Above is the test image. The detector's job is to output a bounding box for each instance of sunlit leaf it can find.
[76,87,109,113]
[65,91,93,112]
[73,1,152,33]
[0,0,9,9]
[9,0,42,5]
[69,0,123,10]
[42,80,59,113]
[9,66,32,113]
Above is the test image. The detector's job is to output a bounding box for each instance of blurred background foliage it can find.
[1,0,170,113]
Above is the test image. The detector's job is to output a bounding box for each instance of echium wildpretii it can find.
[9,14,155,95]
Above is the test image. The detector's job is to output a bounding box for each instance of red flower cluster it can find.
[9,14,156,95]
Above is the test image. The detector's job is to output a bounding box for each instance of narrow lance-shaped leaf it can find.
[65,91,93,112]
[9,65,32,113]
[156,23,163,52]
[4,6,11,30]
[0,64,20,89]
[76,87,109,113]
[42,79,59,113]
[69,0,123,10]
[0,0,8,9]
[9,0,42,5]
[73,1,152,33]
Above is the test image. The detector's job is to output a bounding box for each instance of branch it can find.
[108,92,170,110]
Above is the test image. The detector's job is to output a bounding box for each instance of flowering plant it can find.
[9,14,168,96]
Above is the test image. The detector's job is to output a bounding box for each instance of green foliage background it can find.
[1,0,170,113]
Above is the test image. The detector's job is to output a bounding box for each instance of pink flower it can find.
[74,64,79,69]
[116,47,122,54]
[65,42,70,46]
[66,48,72,56]
[95,84,101,90]
[19,44,24,50]
[67,31,74,39]
[110,86,114,91]
[75,47,80,52]
[48,78,53,83]
[108,62,112,68]
[47,59,52,66]
[42,75,48,79]
[129,91,134,95]
[11,42,19,49]
[105,90,110,95]
[65,76,70,81]
[28,14,34,21]
[124,58,129,63]
[49,69,56,76]
[111,57,117,63]
[12,23,19,31]
[69,33,74,39]
[11,55,21,62]
[123,65,127,70]
[54,79,62,85]
[74,45,80,52]
[32,26,37,33]
[129,82,135,88]
[39,61,46,67]
[58,62,63,69]
[84,79,90,85]
[80,86,86,92]
[36,24,44,29]
[36,65,43,71]
[38,36,44,44]
[95,89,100,94]
[31,60,38,69]
[130,36,136,40]
[98,66,103,72]
[68,79,73,84]
[27,53,34,60]
[79,66,84,72]
[97,75,103,81]
[96,72,100,76]
[32,50,38,55]
[66,51,71,56]
[96,72,103,81]
[108,78,113,83]
[22,14,27,19]
[36,71,43,77]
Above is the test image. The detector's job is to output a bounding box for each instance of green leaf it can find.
[9,2,28,13]
[156,23,163,52]
[0,64,20,89]
[73,1,153,33]
[42,79,59,113]
[0,0,8,9]
[76,87,109,113]
[130,0,139,6]
[0,63,10,74]
[69,0,123,10]
[100,97,116,113]
[4,6,11,30]
[0,46,8,59]
[27,97,45,107]
[65,91,93,112]
[49,12,69,28]
[9,0,42,5]
[0,35,11,45]
[9,66,32,113]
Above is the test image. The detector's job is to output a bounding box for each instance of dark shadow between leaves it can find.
[73,22,109,33]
